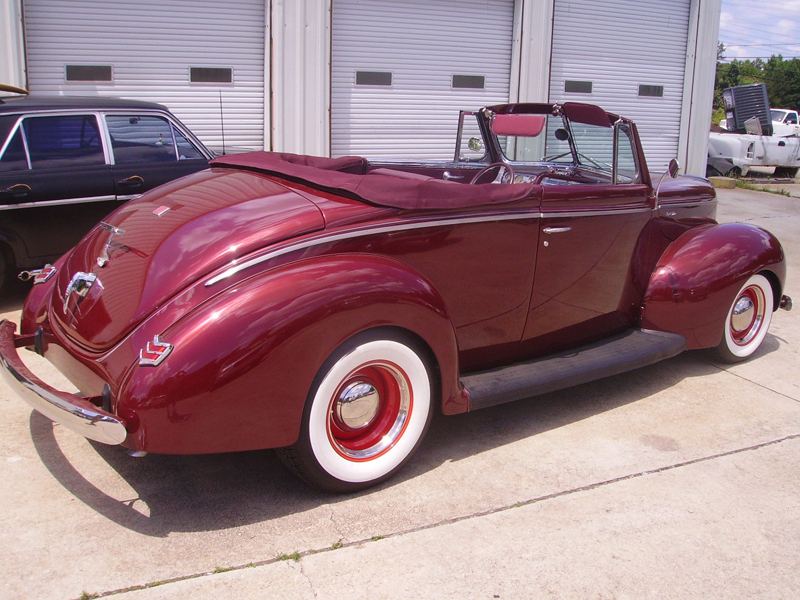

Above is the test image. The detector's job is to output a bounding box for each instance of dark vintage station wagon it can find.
[0,101,791,492]
[0,92,213,289]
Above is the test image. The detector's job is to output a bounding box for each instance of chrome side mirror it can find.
[655,158,680,207]
[667,158,680,178]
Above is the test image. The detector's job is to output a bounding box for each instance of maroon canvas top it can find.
[210,152,538,210]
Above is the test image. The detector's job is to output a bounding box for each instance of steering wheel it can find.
[469,162,516,185]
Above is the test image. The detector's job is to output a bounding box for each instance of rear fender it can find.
[118,254,461,454]
[641,223,786,349]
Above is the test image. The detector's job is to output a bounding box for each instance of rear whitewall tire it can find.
[279,330,434,493]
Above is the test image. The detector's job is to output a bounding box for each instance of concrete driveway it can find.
[1,186,799,600]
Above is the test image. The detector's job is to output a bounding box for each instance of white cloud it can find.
[719,0,799,59]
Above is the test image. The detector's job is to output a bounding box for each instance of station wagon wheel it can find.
[0,246,9,292]
[278,330,434,493]
[470,162,515,184]
[716,273,774,363]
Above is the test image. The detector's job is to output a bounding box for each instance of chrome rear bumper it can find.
[0,320,127,445]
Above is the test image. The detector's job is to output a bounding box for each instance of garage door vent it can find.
[65,65,112,82]
[190,68,233,84]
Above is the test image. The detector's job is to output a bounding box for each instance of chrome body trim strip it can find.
[0,320,127,445]
[207,212,540,287]
[206,204,654,287]
[0,195,118,210]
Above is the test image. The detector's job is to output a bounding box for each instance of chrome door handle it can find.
[1,183,32,200]
[443,171,464,180]
[543,226,571,234]
[118,175,144,188]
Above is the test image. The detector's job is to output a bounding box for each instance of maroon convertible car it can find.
[0,102,792,492]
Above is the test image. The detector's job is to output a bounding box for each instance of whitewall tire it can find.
[716,273,774,363]
[278,330,434,492]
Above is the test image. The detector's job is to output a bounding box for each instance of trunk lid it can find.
[52,168,325,351]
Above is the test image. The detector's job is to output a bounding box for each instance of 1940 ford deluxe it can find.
[0,102,792,492]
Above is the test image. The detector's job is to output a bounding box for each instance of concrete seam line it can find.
[703,359,800,405]
[76,433,800,600]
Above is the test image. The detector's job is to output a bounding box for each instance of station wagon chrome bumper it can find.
[0,320,127,445]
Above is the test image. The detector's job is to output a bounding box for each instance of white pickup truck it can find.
[709,108,800,177]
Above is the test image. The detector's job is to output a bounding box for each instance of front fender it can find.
[641,223,786,349]
[118,254,461,454]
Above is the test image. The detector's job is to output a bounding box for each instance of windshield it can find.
[496,114,614,172]
[771,109,788,122]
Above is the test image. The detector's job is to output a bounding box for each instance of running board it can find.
[462,329,687,411]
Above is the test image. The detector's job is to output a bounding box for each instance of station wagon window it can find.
[0,125,27,172]
[106,115,204,164]
[17,115,104,169]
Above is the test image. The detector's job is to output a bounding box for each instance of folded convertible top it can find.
[210,151,538,210]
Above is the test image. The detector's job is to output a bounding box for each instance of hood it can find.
[52,168,325,351]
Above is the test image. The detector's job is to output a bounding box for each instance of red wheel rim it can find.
[327,361,413,461]
[729,285,766,346]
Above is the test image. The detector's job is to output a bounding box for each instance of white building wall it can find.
[512,0,554,104]
[271,0,331,155]
[0,0,25,89]
[679,0,722,176]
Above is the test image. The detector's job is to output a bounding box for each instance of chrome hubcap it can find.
[731,296,755,332]
[730,286,765,346]
[336,382,380,429]
[328,362,412,460]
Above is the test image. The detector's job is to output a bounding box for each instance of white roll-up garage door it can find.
[331,0,515,159]
[23,0,266,153]
[549,0,690,173]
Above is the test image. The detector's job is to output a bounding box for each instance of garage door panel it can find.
[550,0,690,173]
[332,0,514,159]
[24,0,266,152]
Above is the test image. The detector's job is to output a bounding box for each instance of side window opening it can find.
[107,115,178,164]
[0,128,28,172]
[22,115,104,169]
[174,128,205,160]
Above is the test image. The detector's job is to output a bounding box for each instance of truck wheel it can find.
[725,167,742,178]
[716,274,774,363]
[278,330,434,493]
[774,167,798,179]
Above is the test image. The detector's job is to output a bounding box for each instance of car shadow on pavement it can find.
[26,335,783,538]
[0,278,29,313]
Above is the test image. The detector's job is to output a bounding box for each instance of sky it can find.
[718,0,800,61]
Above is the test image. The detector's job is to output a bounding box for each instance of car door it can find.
[520,124,653,356]
[0,113,117,263]
[105,114,209,199]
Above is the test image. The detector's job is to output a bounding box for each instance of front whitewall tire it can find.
[717,273,774,362]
